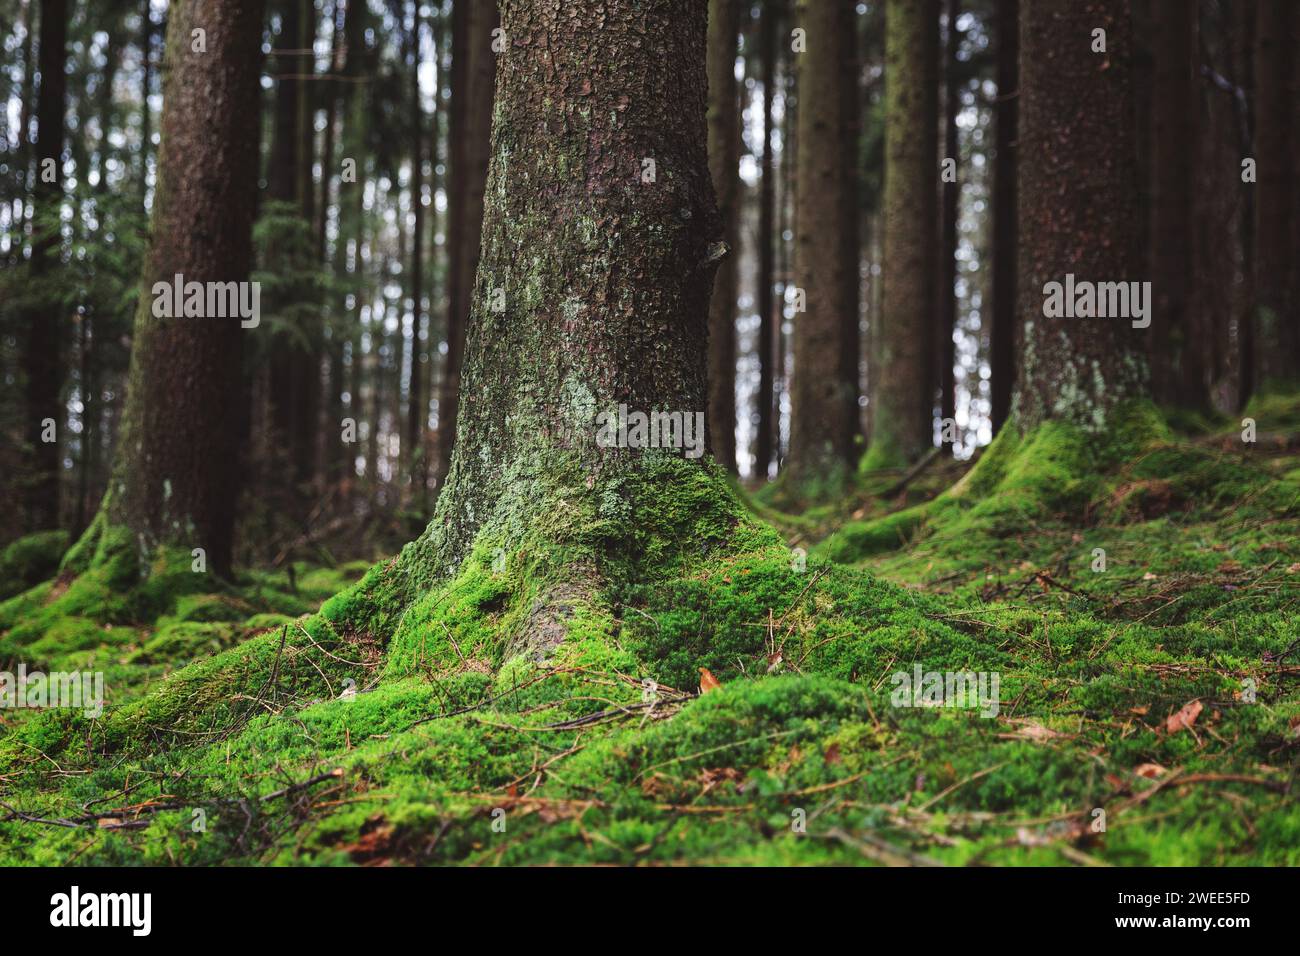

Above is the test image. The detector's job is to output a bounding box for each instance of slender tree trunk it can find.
[706,0,741,473]
[432,0,497,496]
[754,0,778,479]
[398,0,720,585]
[1253,1,1295,391]
[989,0,1016,435]
[871,0,937,468]
[22,0,69,531]
[139,0,155,207]
[1014,0,1147,431]
[406,1,428,501]
[88,0,266,577]
[1148,0,1201,408]
[938,0,960,453]
[784,0,859,492]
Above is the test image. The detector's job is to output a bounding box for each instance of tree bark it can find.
[1014,0,1147,431]
[1148,0,1202,408]
[431,0,497,497]
[95,0,266,577]
[938,0,960,453]
[754,0,778,479]
[784,0,859,491]
[1253,1,1298,391]
[706,0,741,473]
[872,0,937,469]
[406,0,428,500]
[989,0,1016,435]
[401,0,721,582]
[22,0,69,531]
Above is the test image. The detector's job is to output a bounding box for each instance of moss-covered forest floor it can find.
[2,397,1298,866]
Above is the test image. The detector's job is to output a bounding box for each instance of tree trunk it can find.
[1148,0,1201,408]
[754,0,778,479]
[784,0,859,492]
[92,0,266,577]
[399,0,720,585]
[406,1,428,500]
[21,0,69,531]
[1252,1,1297,391]
[871,0,937,470]
[706,0,741,473]
[989,0,1016,435]
[938,0,960,453]
[431,0,497,497]
[1014,0,1147,431]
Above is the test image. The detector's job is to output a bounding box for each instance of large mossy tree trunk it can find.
[79,0,266,577]
[784,0,859,493]
[870,0,937,469]
[706,0,741,474]
[1148,0,1202,409]
[21,0,68,532]
[1013,0,1147,432]
[431,0,498,497]
[397,0,722,595]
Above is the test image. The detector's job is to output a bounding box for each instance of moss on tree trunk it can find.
[1014,0,1147,432]
[869,0,938,471]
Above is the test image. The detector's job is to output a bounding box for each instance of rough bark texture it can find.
[706,0,740,473]
[1014,0,1147,431]
[1148,0,1202,408]
[402,0,721,582]
[873,0,937,468]
[22,0,68,531]
[785,0,859,489]
[989,0,1017,434]
[1253,1,1297,391]
[431,0,497,496]
[99,0,266,576]
[754,0,778,478]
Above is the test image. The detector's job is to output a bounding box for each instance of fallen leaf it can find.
[698,667,722,695]
[1165,699,1203,734]
[1000,718,1068,742]
[824,743,841,765]
[1134,762,1167,779]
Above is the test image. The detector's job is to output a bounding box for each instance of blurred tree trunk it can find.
[754,0,778,479]
[432,0,497,497]
[22,0,69,531]
[785,0,859,493]
[937,0,960,453]
[989,0,1016,435]
[406,0,428,504]
[706,0,740,473]
[88,0,266,577]
[1015,0,1147,430]
[871,0,937,468]
[1148,0,1202,408]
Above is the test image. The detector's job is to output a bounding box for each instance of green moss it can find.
[0,530,70,601]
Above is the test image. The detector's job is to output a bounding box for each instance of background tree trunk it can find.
[95,0,266,577]
[753,0,778,478]
[1253,1,1297,391]
[785,0,859,491]
[22,0,68,531]
[989,0,1017,435]
[706,0,741,473]
[1014,0,1147,431]
[1148,0,1201,408]
[937,0,960,453]
[871,0,937,468]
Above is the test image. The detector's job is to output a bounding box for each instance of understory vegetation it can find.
[1,397,1297,866]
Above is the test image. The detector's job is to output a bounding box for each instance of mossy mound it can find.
[0,530,70,601]
[2,406,1298,866]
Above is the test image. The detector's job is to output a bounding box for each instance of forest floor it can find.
[1,396,1298,866]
